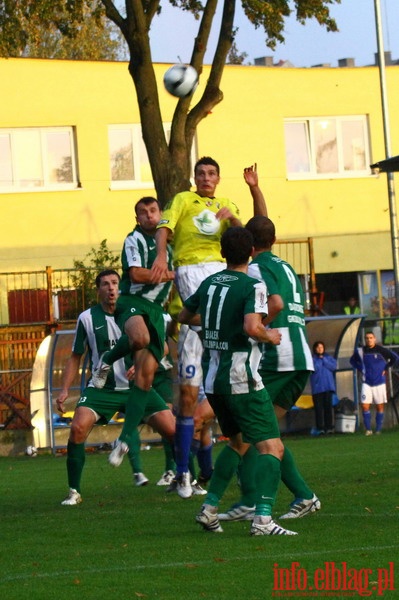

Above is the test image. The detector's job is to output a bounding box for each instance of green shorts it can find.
[259,370,311,411]
[76,386,170,424]
[153,369,174,405]
[116,295,166,363]
[207,388,280,445]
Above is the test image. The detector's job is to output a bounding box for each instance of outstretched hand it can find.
[243,163,258,188]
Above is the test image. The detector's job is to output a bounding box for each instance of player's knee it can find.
[256,438,284,459]
[131,330,150,349]
[69,420,89,443]
[179,391,197,416]
[150,413,175,441]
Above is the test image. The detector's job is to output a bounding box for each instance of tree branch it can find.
[186,0,235,133]
[101,0,126,31]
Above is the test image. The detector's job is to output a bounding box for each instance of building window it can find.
[0,127,79,192]
[108,123,197,189]
[284,116,371,179]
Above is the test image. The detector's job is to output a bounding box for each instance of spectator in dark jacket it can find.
[310,341,337,435]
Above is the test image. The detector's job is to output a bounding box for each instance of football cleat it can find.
[279,494,321,519]
[91,353,111,389]
[61,488,82,506]
[218,503,255,521]
[191,480,207,496]
[157,470,175,486]
[196,506,223,533]
[176,472,192,499]
[134,472,149,487]
[250,517,298,536]
[108,440,129,467]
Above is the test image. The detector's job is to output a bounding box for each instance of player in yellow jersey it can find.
[151,157,266,498]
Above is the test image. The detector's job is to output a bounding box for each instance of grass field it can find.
[1,430,398,600]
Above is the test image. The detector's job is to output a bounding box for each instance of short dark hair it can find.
[134,196,161,215]
[95,269,120,288]
[245,216,275,250]
[313,340,325,353]
[221,227,253,266]
[194,156,220,176]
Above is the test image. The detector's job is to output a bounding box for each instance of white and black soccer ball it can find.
[26,445,38,457]
[163,64,199,98]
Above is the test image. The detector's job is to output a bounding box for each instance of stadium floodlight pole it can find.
[373,0,399,311]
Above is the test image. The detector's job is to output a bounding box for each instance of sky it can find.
[147,0,399,68]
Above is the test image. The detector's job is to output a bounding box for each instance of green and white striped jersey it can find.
[120,225,173,307]
[73,304,131,390]
[184,269,267,395]
[248,251,313,373]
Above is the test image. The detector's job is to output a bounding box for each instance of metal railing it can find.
[0,240,316,326]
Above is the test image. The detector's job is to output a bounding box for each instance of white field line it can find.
[1,544,397,583]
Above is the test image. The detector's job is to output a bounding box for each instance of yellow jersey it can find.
[157,190,240,267]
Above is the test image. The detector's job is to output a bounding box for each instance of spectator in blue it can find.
[310,341,337,435]
[350,331,399,436]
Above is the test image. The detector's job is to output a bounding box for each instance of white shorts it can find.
[177,324,203,387]
[361,383,387,405]
[176,262,225,388]
[175,262,225,301]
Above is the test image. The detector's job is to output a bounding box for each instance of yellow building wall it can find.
[1,57,398,273]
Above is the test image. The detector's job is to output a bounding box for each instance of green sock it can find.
[119,386,155,446]
[206,445,241,507]
[127,428,142,473]
[162,438,175,472]
[237,445,258,507]
[255,453,281,517]
[102,334,132,365]
[281,446,313,500]
[66,440,85,494]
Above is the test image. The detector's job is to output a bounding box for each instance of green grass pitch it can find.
[1,430,398,600]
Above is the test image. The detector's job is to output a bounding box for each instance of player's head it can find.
[245,216,276,250]
[194,156,220,176]
[221,226,253,266]
[95,269,120,288]
[135,196,162,233]
[194,157,220,197]
[95,270,120,308]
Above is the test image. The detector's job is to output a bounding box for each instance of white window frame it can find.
[0,127,79,193]
[108,123,198,190]
[284,116,371,180]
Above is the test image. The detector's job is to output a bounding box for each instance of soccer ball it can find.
[163,64,199,98]
[26,445,38,457]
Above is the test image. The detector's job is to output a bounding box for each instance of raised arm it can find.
[130,265,174,284]
[243,163,268,217]
[151,226,172,283]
